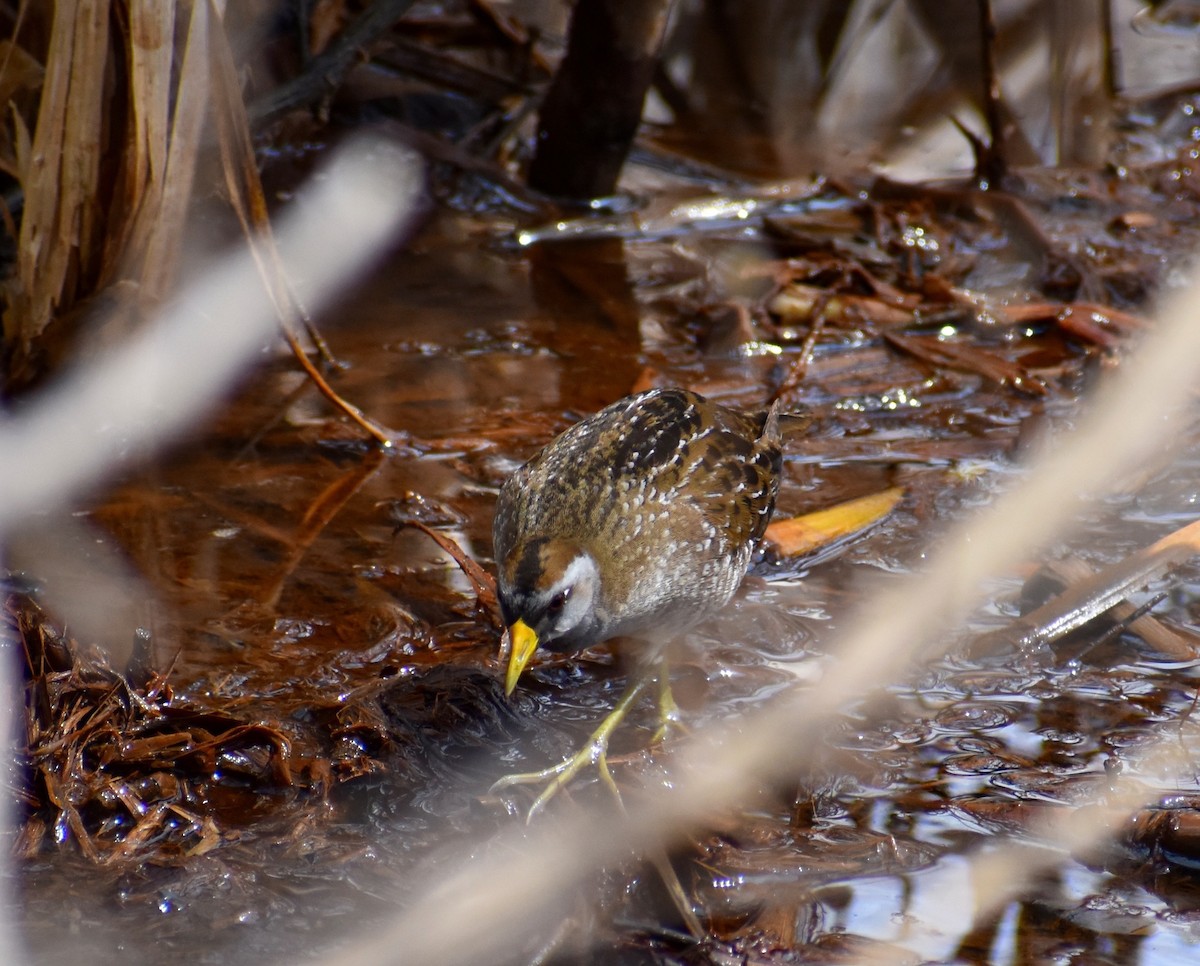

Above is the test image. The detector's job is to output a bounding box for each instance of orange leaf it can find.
[765,486,904,557]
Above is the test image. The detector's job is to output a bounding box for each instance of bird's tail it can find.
[761,400,811,441]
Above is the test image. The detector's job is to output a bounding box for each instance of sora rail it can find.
[491,387,797,818]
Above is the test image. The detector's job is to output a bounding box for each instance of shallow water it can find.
[15,84,1200,966]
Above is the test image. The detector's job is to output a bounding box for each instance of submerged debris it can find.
[10,593,302,865]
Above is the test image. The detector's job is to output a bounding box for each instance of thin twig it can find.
[248,0,420,127]
[994,518,1200,653]
[404,521,501,622]
[773,300,828,402]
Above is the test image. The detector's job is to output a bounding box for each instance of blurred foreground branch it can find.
[0,139,424,534]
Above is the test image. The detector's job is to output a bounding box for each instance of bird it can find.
[490,386,800,819]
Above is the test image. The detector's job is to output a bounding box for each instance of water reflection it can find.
[19,82,1200,966]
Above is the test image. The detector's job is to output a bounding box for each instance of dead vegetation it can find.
[9,591,307,865]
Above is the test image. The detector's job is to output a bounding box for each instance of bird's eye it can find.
[546,589,569,616]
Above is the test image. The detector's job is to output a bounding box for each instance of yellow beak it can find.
[504,618,540,695]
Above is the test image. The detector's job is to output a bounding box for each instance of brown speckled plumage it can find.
[493,388,789,659]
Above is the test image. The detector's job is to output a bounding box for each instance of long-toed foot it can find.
[490,673,652,822]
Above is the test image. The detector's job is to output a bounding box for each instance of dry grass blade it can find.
[206,4,399,447]
[990,555,1200,661]
[0,39,44,179]
[127,2,173,195]
[3,0,226,366]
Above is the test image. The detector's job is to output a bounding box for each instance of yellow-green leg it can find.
[490,671,653,823]
[653,654,684,744]
[489,656,704,932]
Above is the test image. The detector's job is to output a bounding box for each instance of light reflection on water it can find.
[21,61,1200,963]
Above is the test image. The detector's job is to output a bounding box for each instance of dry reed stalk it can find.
[106,1,175,285]
[139,0,223,301]
[2,1,214,348]
[3,0,391,447]
[5,0,111,346]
